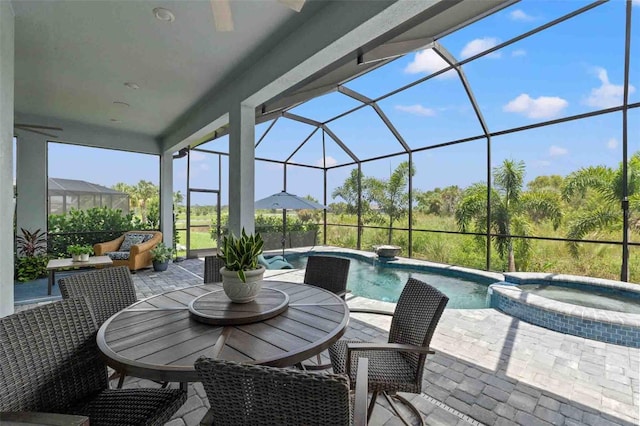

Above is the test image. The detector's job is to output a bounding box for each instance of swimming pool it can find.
[288,254,490,309]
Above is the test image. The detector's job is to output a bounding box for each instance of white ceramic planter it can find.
[72,253,90,262]
[220,265,266,303]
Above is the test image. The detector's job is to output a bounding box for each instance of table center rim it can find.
[188,287,290,325]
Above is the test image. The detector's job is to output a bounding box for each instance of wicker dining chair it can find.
[0,297,187,426]
[59,265,137,326]
[204,255,224,283]
[59,265,140,388]
[194,357,369,426]
[304,255,351,298]
[301,255,351,370]
[329,278,449,426]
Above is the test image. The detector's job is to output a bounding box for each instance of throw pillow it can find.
[119,234,146,252]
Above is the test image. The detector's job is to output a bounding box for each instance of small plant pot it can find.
[153,260,169,272]
[221,265,265,303]
[72,254,90,262]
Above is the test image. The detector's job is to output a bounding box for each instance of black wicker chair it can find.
[204,255,224,283]
[59,265,137,326]
[302,255,351,370]
[304,255,351,298]
[59,265,138,388]
[0,298,187,426]
[329,278,449,426]
[194,357,369,426]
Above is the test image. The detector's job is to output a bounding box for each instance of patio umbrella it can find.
[255,191,326,256]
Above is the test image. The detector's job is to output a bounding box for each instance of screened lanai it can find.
[47,177,129,215]
[181,0,640,282]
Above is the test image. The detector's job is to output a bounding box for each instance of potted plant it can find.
[68,244,93,262]
[150,242,175,272]
[218,228,265,303]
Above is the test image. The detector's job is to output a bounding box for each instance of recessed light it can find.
[124,82,140,90]
[153,7,175,22]
[113,101,130,107]
[110,118,121,122]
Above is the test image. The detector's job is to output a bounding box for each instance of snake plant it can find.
[218,228,264,282]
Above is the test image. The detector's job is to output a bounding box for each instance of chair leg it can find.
[383,392,425,426]
[116,373,126,389]
[367,391,378,420]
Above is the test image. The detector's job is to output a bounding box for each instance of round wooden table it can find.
[97,280,349,383]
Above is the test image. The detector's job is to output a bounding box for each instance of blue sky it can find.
[40,0,639,206]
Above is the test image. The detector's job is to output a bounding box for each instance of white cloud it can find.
[460,37,501,59]
[584,67,635,108]
[315,156,337,167]
[395,104,436,117]
[404,49,455,78]
[503,93,568,119]
[512,49,527,57]
[633,0,640,7]
[510,9,535,21]
[549,145,568,157]
[607,138,618,149]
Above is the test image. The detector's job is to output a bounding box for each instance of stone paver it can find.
[16,253,640,426]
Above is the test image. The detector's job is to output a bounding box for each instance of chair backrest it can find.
[195,358,351,426]
[204,255,224,283]
[303,255,350,297]
[389,278,448,382]
[59,265,137,326]
[0,298,108,413]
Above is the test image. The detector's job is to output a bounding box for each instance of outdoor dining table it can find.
[97,280,349,386]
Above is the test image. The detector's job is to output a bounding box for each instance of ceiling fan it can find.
[14,123,63,138]
[210,0,306,32]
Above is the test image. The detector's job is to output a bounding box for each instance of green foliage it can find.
[218,228,264,282]
[15,228,50,282]
[47,207,150,256]
[67,244,93,255]
[331,169,371,215]
[16,255,49,282]
[455,159,562,272]
[415,185,462,216]
[150,242,175,262]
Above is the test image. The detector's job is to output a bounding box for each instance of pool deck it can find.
[15,247,639,426]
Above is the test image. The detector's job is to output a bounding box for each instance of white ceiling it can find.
[12,0,316,136]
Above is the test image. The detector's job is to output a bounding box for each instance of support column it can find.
[228,103,255,235]
[16,132,47,236]
[160,152,173,249]
[0,1,14,316]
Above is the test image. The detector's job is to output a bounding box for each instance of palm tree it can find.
[456,159,562,272]
[562,152,640,280]
[366,161,414,244]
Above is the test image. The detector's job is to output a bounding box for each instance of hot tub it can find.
[490,273,640,347]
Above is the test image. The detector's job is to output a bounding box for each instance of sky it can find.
[39,0,640,206]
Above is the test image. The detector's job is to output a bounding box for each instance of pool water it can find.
[519,284,640,314]
[288,255,489,309]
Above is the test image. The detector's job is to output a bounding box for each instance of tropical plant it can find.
[150,242,175,262]
[16,228,47,257]
[67,244,93,255]
[331,169,371,215]
[561,152,640,280]
[366,161,415,244]
[456,159,562,272]
[218,228,264,282]
[15,228,49,282]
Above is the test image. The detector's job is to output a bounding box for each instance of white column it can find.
[228,103,255,235]
[159,152,174,248]
[0,1,14,317]
[16,132,48,236]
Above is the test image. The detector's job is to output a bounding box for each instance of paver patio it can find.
[16,257,639,425]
